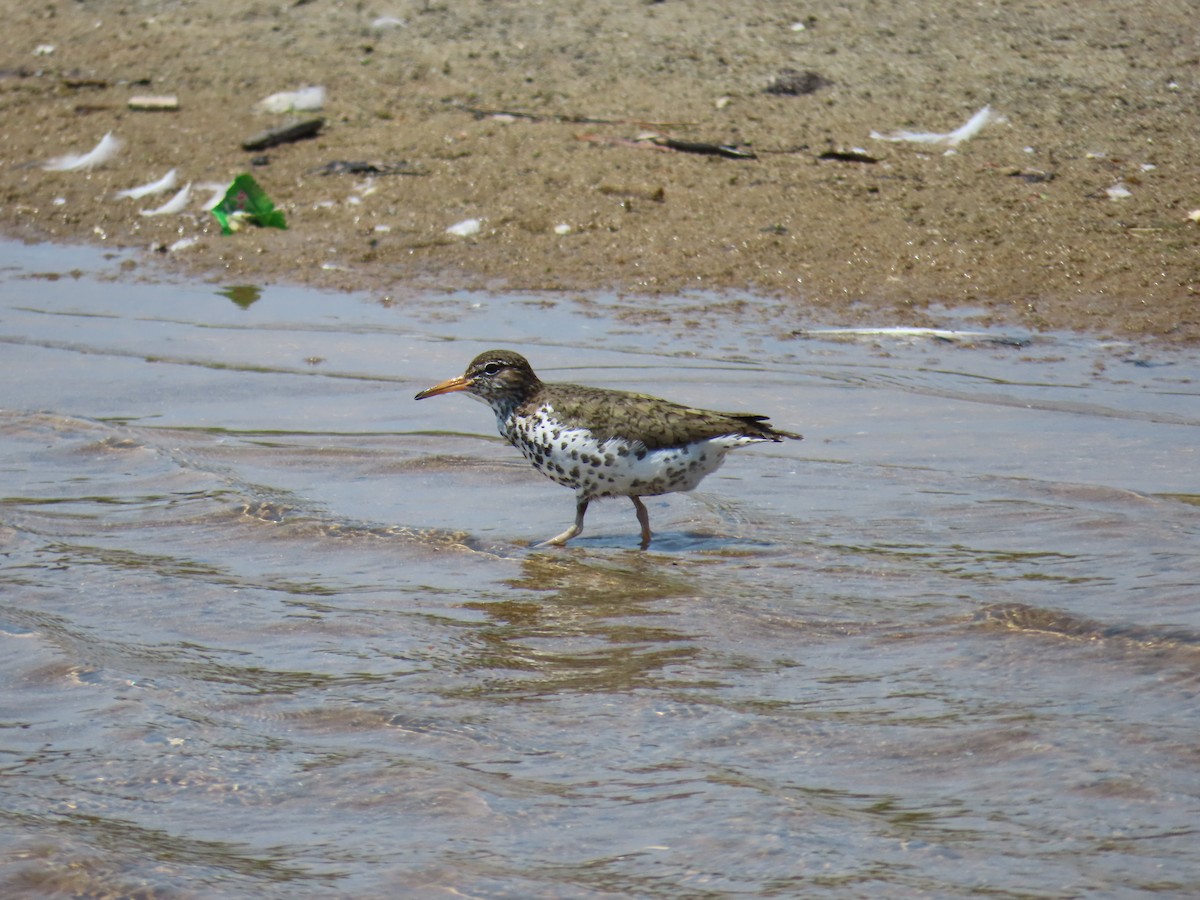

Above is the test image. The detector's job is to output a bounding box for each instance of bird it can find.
[414,350,801,548]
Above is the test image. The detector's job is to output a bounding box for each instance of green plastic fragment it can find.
[210,173,288,235]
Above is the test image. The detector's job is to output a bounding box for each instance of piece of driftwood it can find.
[817,149,879,163]
[448,101,691,129]
[241,118,324,152]
[128,95,179,111]
[577,133,756,160]
[650,137,757,160]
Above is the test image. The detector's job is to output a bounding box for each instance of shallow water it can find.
[1,239,1198,897]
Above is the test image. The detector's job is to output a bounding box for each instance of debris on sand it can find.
[764,69,830,96]
[650,136,757,159]
[128,95,179,111]
[211,174,287,234]
[818,148,879,164]
[241,118,324,152]
[310,160,423,177]
[446,218,482,237]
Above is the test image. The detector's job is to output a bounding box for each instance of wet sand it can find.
[2,1,1198,341]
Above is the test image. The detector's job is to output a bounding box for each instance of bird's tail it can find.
[736,415,802,442]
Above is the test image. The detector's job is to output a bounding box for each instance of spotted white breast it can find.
[498,403,763,500]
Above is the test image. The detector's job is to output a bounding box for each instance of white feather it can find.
[197,182,230,211]
[140,183,192,216]
[256,86,325,113]
[43,132,123,171]
[115,168,178,199]
[871,105,1003,147]
[446,217,482,237]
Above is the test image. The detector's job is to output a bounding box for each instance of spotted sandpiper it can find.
[415,350,802,548]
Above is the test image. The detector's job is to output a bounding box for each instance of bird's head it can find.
[414,350,542,406]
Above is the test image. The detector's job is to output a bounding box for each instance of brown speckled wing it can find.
[537,383,800,450]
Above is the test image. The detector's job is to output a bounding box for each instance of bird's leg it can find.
[539,497,588,547]
[631,496,652,549]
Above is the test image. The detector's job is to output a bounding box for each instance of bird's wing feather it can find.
[542,384,800,449]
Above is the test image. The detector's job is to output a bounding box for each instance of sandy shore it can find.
[2,1,1197,341]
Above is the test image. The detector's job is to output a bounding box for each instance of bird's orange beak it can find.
[414,375,472,400]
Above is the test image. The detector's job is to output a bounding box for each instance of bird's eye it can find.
[482,363,502,376]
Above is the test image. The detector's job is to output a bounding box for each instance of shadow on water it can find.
[1,239,1199,896]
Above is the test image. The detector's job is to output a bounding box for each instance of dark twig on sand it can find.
[241,118,325,152]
